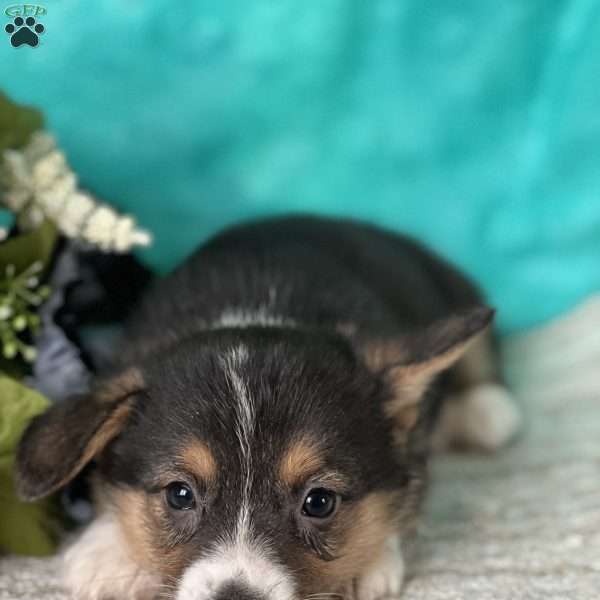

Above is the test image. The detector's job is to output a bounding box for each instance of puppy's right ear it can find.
[16,368,144,501]
[361,307,494,435]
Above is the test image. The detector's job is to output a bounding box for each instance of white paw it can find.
[439,383,522,451]
[63,514,160,600]
[356,535,404,600]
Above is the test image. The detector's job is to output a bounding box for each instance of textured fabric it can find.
[2,1,600,332]
[1,296,599,597]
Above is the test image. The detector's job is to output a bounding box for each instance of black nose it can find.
[213,582,265,600]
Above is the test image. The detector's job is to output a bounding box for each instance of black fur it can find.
[125,216,483,357]
[16,215,492,597]
[105,217,487,561]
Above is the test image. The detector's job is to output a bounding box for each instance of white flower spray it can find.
[0,132,152,252]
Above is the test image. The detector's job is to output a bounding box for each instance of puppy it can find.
[16,216,520,600]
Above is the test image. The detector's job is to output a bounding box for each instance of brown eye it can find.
[166,482,196,510]
[302,488,337,519]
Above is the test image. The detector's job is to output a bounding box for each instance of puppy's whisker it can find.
[156,583,179,600]
[83,572,141,584]
[158,575,180,588]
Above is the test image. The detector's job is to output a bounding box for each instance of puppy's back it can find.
[124,216,484,360]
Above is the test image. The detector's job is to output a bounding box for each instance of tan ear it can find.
[16,368,144,501]
[365,307,494,433]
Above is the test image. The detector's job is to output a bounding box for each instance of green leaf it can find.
[0,375,58,556]
[0,220,57,275]
[0,374,48,457]
[0,468,59,556]
[0,92,44,153]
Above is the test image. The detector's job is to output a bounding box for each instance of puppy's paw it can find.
[436,382,522,452]
[63,515,160,599]
[356,535,404,600]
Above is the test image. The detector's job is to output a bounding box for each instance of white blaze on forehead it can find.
[178,346,294,600]
[220,344,254,540]
[176,541,295,600]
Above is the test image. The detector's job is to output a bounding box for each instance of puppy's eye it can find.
[166,482,196,511]
[302,488,337,519]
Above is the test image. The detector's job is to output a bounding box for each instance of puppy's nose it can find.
[213,582,265,600]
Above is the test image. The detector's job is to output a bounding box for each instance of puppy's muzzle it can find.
[213,582,266,600]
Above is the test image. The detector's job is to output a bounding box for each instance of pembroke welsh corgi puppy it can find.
[17,216,520,600]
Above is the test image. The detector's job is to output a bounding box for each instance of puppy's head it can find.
[16,308,492,600]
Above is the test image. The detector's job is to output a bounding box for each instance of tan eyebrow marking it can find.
[179,440,217,482]
[279,437,324,487]
[311,470,351,491]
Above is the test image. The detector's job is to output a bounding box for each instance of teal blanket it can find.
[2,0,599,333]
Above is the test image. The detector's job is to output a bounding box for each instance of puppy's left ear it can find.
[15,368,144,501]
[364,307,494,433]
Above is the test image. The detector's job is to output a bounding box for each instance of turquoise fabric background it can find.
[1,0,600,333]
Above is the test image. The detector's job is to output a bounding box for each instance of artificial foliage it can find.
[0,221,55,368]
[0,94,57,374]
[0,261,49,363]
[1,132,152,251]
[0,375,58,556]
[0,90,152,373]
[0,91,153,556]
[0,92,43,155]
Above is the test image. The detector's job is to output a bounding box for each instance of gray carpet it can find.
[2,298,599,599]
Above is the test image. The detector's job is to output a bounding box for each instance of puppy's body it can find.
[17,217,520,600]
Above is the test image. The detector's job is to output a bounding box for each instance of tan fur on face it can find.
[62,513,160,600]
[111,489,153,567]
[180,440,217,483]
[110,488,192,579]
[298,491,400,596]
[279,437,324,487]
[92,442,217,585]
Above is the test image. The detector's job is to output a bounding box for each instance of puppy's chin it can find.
[62,513,160,600]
